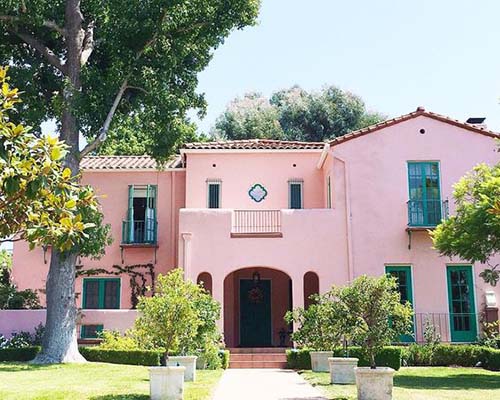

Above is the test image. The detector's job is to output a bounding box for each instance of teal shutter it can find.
[408,162,441,226]
[126,185,134,243]
[289,182,303,209]
[386,266,415,342]
[145,185,157,243]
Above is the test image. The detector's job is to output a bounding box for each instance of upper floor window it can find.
[288,179,303,209]
[123,185,157,244]
[407,162,442,226]
[207,179,221,208]
[82,278,120,309]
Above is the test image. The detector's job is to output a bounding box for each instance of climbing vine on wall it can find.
[76,264,155,309]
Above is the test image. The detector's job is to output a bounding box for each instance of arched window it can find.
[197,272,213,295]
[303,271,319,309]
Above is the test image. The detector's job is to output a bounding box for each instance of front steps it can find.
[228,347,289,369]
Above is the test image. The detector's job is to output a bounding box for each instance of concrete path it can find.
[212,369,327,400]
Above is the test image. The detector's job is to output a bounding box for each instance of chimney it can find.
[466,117,487,129]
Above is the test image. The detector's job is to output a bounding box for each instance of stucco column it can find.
[180,233,192,278]
[212,274,225,335]
[292,273,304,339]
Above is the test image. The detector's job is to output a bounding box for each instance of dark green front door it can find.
[386,266,415,343]
[447,266,477,342]
[240,279,271,347]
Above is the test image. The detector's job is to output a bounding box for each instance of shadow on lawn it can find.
[395,373,500,390]
[90,395,149,400]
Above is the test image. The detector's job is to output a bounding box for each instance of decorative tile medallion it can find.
[248,183,268,203]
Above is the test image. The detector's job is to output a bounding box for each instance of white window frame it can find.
[206,179,222,208]
[288,179,304,209]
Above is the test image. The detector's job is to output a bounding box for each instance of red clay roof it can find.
[330,107,500,146]
[81,155,182,170]
[182,139,325,151]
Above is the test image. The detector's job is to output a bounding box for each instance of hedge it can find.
[286,346,402,370]
[79,347,161,366]
[219,350,230,369]
[0,346,41,362]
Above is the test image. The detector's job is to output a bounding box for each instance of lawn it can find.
[302,367,500,400]
[0,362,223,400]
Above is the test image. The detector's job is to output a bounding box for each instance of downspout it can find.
[333,154,354,281]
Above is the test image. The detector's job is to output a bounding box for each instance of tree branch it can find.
[8,29,67,74]
[126,85,149,95]
[0,15,65,36]
[80,21,94,66]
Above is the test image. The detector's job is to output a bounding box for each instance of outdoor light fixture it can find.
[252,271,261,285]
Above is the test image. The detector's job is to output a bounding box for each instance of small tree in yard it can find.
[285,292,346,351]
[133,268,220,365]
[338,275,413,369]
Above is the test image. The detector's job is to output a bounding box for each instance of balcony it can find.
[407,199,449,229]
[231,210,282,238]
[121,218,158,246]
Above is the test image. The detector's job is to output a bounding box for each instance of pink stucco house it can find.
[4,107,500,348]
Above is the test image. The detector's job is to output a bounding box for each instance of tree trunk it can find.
[31,251,85,363]
[32,0,85,364]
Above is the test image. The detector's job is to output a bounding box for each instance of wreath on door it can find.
[248,286,264,304]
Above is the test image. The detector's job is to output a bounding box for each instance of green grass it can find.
[302,367,500,400]
[0,362,223,400]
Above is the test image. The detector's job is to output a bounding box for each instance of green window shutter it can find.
[83,279,100,309]
[289,182,303,209]
[145,185,157,243]
[208,183,220,208]
[385,266,414,342]
[447,266,477,342]
[83,278,120,309]
[125,185,135,243]
[81,324,103,339]
[327,176,332,208]
[103,279,120,309]
[407,162,441,226]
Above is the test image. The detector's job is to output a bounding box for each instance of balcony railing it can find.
[407,199,449,227]
[231,210,282,237]
[122,219,157,244]
[410,312,477,343]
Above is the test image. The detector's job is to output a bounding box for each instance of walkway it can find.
[212,369,327,400]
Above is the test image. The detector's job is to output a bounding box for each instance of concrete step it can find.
[229,360,288,369]
[230,353,287,362]
[229,347,288,354]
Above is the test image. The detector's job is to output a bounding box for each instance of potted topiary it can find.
[285,292,357,377]
[338,275,413,400]
[133,268,204,400]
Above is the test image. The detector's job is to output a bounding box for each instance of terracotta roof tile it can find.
[330,107,500,146]
[182,139,325,151]
[81,155,182,170]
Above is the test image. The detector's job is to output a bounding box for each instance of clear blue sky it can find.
[193,0,500,133]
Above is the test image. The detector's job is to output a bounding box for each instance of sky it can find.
[192,0,500,134]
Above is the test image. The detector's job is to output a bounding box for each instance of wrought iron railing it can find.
[411,312,477,343]
[122,219,157,244]
[407,199,449,227]
[232,210,281,235]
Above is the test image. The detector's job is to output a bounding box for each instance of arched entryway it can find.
[223,267,292,348]
[303,271,319,309]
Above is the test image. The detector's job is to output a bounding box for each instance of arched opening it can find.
[197,272,213,295]
[303,271,319,310]
[223,267,292,348]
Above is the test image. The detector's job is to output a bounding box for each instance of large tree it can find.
[212,85,384,141]
[0,0,260,363]
[432,162,500,285]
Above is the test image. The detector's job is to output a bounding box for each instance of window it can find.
[447,266,477,342]
[80,324,103,339]
[407,162,442,226]
[386,265,414,342]
[123,185,157,244]
[288,180,303,209]
[82,278,120,309]
[326,176,332,209]
[207,180,221,208]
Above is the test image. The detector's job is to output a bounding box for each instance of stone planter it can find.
[328,357,358,384]
[149,366,185,400]
[310,351,333,372]
[167,356,198,381]
[355,367,395,400]
[196,355,206,370]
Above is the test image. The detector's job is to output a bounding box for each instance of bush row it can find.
[0,346,41,361]
[287,347,403,370]
[219,349,230,369]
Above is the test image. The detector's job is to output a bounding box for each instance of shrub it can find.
[79,347,161,366]
[219,350,230,369]
[0,346,40,361]
[286,346,402,370]
[482,348,500,371]
[98,330,141,351]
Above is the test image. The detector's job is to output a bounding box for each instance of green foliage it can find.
[79,347,161,366]
[0,67,111,256]
[285,292,347,351]
[0,252,40,308]
[218,350,230,370]
[432,163,500,280]
[286,347,402,370]
[479,321,500,349]
[97,330,141,351]
[337,275,413,368]
[0,250,11,281]
[0,346,41,361]
[132,268,221,361]
[213,85,384,142]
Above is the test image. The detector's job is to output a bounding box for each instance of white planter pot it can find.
[149,366,185,400]
[328,357,358,384]
[167,356,198,381]
[310,351,333,372]
[355,367,395,400]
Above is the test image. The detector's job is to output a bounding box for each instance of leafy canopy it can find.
[0,66,110,256]
[212,86,384,142]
